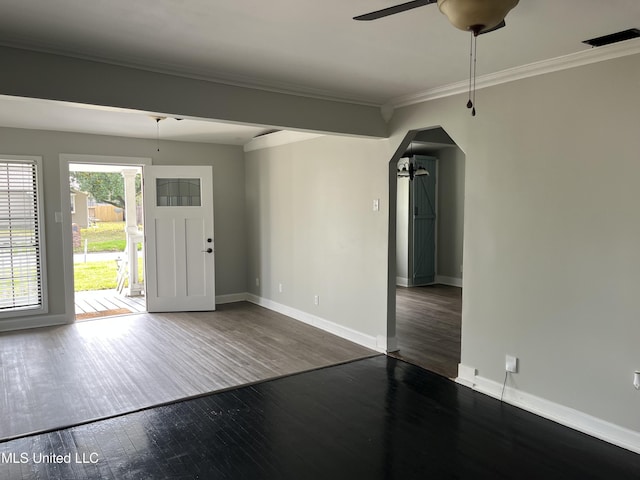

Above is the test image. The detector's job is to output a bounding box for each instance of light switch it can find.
[55,212,63,223]
[372,199,380,212]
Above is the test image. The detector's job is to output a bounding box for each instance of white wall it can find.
[0,127,247,328]
[245,135,392,348]
[388,53,640,434]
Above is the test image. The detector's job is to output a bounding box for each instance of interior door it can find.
[143,165,215,312]
[412,156,437,286]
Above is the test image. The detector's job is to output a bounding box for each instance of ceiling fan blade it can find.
[353,0,436,21]
[478,20,506,35]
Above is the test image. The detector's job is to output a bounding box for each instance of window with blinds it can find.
[0,157,46,316]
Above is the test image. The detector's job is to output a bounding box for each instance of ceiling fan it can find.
[354,0,520,116]
[354,0,518,36]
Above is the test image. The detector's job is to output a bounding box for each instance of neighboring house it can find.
[70,189,89,228]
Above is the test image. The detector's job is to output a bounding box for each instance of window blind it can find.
[0,160,43,312]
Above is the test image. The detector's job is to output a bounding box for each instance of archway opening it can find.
[387,127,465,378]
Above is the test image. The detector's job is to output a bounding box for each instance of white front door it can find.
[143,165,215,312]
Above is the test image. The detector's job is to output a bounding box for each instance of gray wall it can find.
[245,135,391,343]
[436,146,465,279]
[388,53,640,432]
[0,46,387,138]
[0,126,247,325]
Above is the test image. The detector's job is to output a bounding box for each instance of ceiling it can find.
[0,95,271,145]
[0,0,638,144]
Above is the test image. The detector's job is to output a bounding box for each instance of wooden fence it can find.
[89,205,124,222]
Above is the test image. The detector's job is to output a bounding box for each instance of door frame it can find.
[59,154,151,323]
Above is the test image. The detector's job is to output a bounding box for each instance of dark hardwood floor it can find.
[1,356,637,480]
[393,284,462,378]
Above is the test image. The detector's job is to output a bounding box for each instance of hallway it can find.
[393,284,461,378]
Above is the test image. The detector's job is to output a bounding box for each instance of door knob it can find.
[202,248,213,253]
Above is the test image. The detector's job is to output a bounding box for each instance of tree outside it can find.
[70,171,142,211]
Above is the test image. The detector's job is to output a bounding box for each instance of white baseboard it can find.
[0,314,70,333]
[396,277,410,287]
[216,293,248,304]
[435,275,463,287]
[455,364,640,455]
[246,294,383,353]
[385,335,399,353]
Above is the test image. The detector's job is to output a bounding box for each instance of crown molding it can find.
[385,37,640,110]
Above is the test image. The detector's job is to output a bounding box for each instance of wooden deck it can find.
[74,289,146,320]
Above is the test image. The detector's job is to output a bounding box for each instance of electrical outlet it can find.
[278,283,283,293]
[505,355,518,373]
[255,277,259,287]
[314,295,319,306]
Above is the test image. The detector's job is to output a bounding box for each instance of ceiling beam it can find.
[0,46,388,139]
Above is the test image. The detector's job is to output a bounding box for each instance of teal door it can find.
[412,156,436,286]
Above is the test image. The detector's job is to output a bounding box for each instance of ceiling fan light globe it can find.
[437,0,518,32]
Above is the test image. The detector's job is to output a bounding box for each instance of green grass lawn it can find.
[73,222,144,291]
[73,221,127,253]
[74,259,144,291]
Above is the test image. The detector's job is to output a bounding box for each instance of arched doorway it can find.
[387,127,464,378]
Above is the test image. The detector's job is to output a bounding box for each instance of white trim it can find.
[246,294,383,353]
[386,38,640,110]
[456,364,476,388]
[396,277,410,287]
[61,154,153,167]
[243,131,324,152]
[384,335,399,353]
[0,314,69,333]
[215,293,247,304]
[435,275,463,287]
[455,364,640,455]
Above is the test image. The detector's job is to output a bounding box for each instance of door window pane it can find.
[156,178,201,206]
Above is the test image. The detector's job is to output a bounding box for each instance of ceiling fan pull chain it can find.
[471,32,477,117]
[467,32,473,110]
[156,118,161,152]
